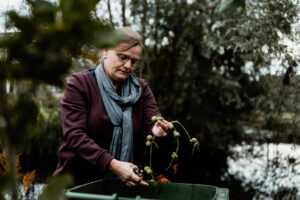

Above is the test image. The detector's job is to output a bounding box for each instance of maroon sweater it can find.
[53,70,159,185]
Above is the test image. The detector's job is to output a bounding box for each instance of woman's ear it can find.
[103,49,109,58]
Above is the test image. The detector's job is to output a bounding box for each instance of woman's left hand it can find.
[152,118,174,137]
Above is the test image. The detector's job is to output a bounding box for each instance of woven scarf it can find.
[94,62,141,162]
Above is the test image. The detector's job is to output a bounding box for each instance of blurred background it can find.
[0,0,299,199]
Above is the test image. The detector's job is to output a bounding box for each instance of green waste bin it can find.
[65,178,229,200]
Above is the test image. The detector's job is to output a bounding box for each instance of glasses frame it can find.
[115,51,140,66]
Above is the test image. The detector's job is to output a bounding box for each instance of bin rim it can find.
[66,178,229,200]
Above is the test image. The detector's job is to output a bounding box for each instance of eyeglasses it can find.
[115,51,140,66]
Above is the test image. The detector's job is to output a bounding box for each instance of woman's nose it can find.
[124,59,133,69]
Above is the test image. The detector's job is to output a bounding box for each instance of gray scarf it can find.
[95,62,141,162]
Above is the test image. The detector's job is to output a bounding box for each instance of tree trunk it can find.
[107,0,114,25]
[121,0,127,26]
[141,0,148,44]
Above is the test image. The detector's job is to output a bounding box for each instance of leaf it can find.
[81,51,100,63]
[172,163,178,176]
[22,170,36,191]
[156,174,169,183]
[38,174,73,200]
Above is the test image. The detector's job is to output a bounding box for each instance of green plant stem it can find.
[150,141,153,169]
[151,174,155,181]
[152,141,158,149]
[165,138,180,171]
[175,138,180,152]
[170,121,192,141]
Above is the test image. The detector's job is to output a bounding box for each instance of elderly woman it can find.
[53,27,173,187]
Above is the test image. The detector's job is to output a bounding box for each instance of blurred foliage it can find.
[0,0,118,86]
[0,0,118,198]
[38,174,72,200]
[20,93,63,182]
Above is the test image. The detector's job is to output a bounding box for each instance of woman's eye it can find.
[119,54,128,61]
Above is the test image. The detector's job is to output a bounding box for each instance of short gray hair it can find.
[116,27,144,52]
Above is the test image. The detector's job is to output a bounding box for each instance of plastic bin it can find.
[65,178,229,200]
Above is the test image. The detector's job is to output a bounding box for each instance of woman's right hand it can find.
[108,159,149,187]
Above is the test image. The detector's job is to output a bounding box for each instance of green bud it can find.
[190,138,198,143]
[151,116,158,122]
[157,116,163,121]
[171,152,178,159]
[146,141,152,147]
[173,131,180,138]
[147,135,153,141]
[146,168,153,175]
[144,166,150,171]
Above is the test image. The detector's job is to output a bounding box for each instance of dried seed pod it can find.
[171,152,178,159]
[151,116,158,122]
[146,141,152,147]
[147,135,153,141]
[146,168,153,175]
[190,138,198,143]
[157,116,163,121]
[173,131,180,138]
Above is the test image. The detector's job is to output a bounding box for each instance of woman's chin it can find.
[113,76,128,83]
[115,73,130,81]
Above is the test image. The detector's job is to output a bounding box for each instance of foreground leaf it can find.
[38,174,73,200]
[156,174,169,183]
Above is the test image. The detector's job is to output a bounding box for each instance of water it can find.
[228,143,300,199]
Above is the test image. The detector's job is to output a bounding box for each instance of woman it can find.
[53,27,173,187]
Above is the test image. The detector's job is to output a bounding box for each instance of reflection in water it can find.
[228,143,300,199]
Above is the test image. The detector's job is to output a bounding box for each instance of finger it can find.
[132,166,143,177]
[130,173,143,183]
[161,120,173,131]
[128,167,143,182]
[165,120,174,130]
[139,180,149,186]
[132,166,138,174]
[160,131,167,137]
[157,121,168,130]
[126,180,136,187]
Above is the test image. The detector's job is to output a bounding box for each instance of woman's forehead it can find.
[115,44,142,57]
[116,43,141,51]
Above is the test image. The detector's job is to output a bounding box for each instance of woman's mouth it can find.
[118,69,130,74]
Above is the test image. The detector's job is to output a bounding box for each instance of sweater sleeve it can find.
[61,73,113,173]
[140,79,160,135]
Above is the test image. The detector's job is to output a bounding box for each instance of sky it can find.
[0,0,28,32]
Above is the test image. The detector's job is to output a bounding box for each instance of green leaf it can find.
[38,174,73,200]
[0,173,14,198]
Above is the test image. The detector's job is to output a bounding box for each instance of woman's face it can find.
[103,43,142,86]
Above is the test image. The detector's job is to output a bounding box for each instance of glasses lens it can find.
[116,52,139,65]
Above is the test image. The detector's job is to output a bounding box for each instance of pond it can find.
[228,143,300,200]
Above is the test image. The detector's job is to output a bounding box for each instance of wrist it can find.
[109,159,118,172]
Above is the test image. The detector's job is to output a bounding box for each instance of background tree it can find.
[108,0,299,198]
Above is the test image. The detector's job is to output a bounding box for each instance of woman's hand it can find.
[109,159,149,187]
[152,119,174,137]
